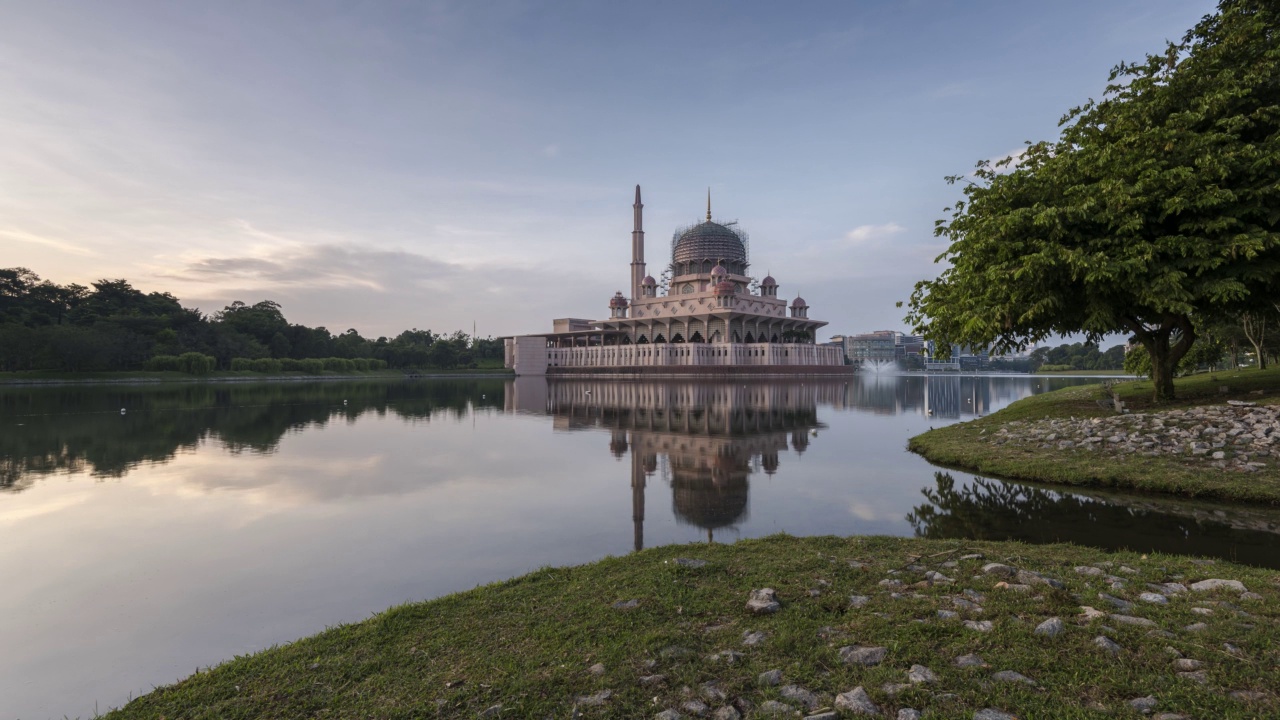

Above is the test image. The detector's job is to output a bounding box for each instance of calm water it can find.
[3,375,1280,719]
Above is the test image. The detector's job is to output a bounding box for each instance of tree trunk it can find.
[1131,314,1195,403]
[1147,339,1176,402]
[1242,312,1267,370]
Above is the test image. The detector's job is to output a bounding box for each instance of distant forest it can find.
[0,267,503,373]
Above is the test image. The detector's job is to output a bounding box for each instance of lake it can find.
[3,375,1279,719]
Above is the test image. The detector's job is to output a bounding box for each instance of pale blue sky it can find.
[1,0,1216,339]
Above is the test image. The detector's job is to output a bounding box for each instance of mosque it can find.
[504,186,847,375]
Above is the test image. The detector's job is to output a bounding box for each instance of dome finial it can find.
[706,187,712,222]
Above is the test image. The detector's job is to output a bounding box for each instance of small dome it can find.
[642,275,657,286]
[791,296,807,307]
[761,275,777,286]
[609,291,629,308]
[710,265,728,277]
[714,281,736,296]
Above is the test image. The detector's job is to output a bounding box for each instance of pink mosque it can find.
[504,186,847,376]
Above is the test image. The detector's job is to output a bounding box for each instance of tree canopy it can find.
[905,0,1280,400]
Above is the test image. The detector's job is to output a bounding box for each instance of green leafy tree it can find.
[905,0,1280,401]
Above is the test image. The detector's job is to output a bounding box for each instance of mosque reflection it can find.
[508,378,833,549]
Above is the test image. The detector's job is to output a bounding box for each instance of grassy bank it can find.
[909,368,1280,505]
[0,367,513,385]
[1034,369,1135,376]
[104,535,1277,719]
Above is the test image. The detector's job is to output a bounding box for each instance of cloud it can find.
[982,147,1028,173]
[0,229,98,257]
[844,222,905,246]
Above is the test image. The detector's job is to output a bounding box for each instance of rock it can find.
[1128,695,1158,713]
[613,599,640,610]
[992,670,1036,685]
[712,708,741,720]
[881,683,911,696]
[1222,642,1244,657]
[778,685,820,710]
[1099,593,1132,611]
[680,700,710,717]
[898,711,922,720]
[907,664,937,684]
[577,689,613,706]
[1138,592,1169,605]
[747,588,781,614]
[955,653,988,668]
[1119,565,1138,574]
[973,710,1018,720]
[1240,591,1264,601]
[1079,606,1107,620]
[1177,670,1209,684]
[1183,622,1209,632]
[834,686,879,715]
[1228,690,1270,702]
[707,650,744,664]
[478,705,502,718]
[654,711,683,720]
[1094,636,1122,654]
[964,620,994,632]
[758,669,783,688]
[848,594,870,608]
[1075,565,1105,576]
[994,582,1032,593]
[588,663,605,676]
[1190,606,1213,615]
[982,562,1017,578]
[1034,617,1065,637]
[1152,714,1188,720]
[1172,658,1202,671]
[639,674,667,687]
[756,700,794,717]
[964,588,988,603]
[674,558,708,568]
[701,682,727,702]
[742,630,767,646]
[1016,569,1065,589]
[926,570,953,583]
[838,645,887,666]
[1147,582,1187,596]
[1109,614,1157,627]
[803,713,837,720]
[1190,578,1247,592]
[938,609,959,620]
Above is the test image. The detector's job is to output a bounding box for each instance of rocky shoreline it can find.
[985,401,1280,473]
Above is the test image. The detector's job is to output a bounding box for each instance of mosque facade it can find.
[504,186,847,375]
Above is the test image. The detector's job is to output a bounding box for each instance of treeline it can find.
[1030,342,1126,372]
[0,268,504,373]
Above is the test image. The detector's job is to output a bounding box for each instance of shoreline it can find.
[0,369,514,387]
[102,534,1279,719]
[908,369,1280,505]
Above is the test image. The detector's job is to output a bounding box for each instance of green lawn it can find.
[909,367,1280,504]
[0,367,513,384]
[104,535,1279,719]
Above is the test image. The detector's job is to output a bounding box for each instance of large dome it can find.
[672,221,748,266]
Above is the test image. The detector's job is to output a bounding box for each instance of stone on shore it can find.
[838,645,887,666]
[1190,578,1247,593]
[834,686,879,715]
[907,664,937,684]
[746,588,781,614]
[758,669,783,686]
[1034,617,1065,637]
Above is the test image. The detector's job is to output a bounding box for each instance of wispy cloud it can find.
[0,229,98,257]
[844,222,905,246]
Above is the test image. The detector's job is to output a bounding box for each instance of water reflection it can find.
[529,380,828,549]
[910,472,1280,568]
[1,381,507,492]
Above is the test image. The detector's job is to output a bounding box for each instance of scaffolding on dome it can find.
[668,219,750,265]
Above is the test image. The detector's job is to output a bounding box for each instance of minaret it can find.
[630,185,645,301]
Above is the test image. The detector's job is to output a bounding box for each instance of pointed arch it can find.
[636,335,649,344]
[744,332,755,343]
[671,333,685,343]
[690,331,705,343]
[732,331,742,343]
[654,333,667,344]
[771,333,779,343]
[621,335,633,345]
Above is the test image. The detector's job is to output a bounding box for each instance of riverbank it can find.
[0,368,513,386]
[104,534,1276,719]
[909,369,1280,505]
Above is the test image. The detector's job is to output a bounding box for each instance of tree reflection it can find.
[909,472,1280,568]
[0,380,507,491]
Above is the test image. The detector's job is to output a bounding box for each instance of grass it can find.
[909,368,1280,505]
[0,367,513,385]
[103,535,1279,719]
[1034,369,1136,376]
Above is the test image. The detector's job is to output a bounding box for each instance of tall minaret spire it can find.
[630,185,646,302]
[706,187,712,222]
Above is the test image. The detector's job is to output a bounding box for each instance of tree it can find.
[904,0,1280,401]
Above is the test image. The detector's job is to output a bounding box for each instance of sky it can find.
[1,0,1219,341]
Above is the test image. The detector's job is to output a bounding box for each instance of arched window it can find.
[654,333,667,344]
[671,333,685,343]
[637,335,649,344]
[744,332,755,343]
[690,331,705,343]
